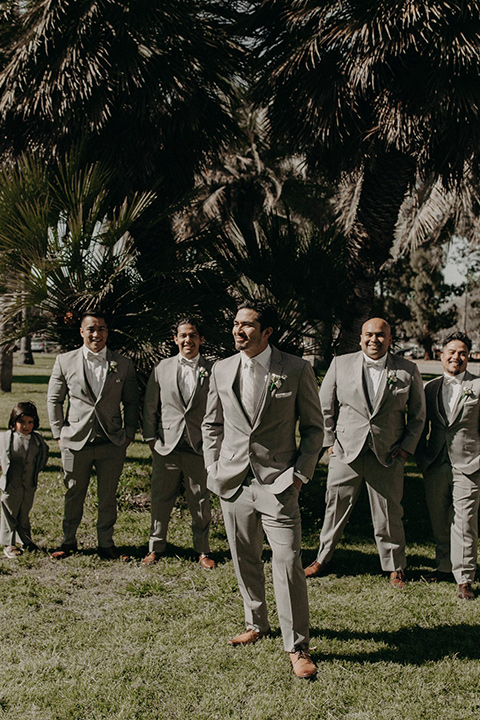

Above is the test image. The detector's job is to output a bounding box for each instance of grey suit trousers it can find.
[149,443,211,554]
[220,476,309,652]
[61,441,126,547]
[317,450,407,571]
[424,451,480,584]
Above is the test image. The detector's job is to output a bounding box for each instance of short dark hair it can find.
[237,299,278,333]
[80,309,108,326]
[443,331,472,352]
[9,401,40,430]
[173,316,204,337]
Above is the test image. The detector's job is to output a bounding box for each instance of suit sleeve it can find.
[400,365,426,455]
[47,356,68,440]
[201,362,224,470]
[143,365,161,441]
[121,359,140,441]
[319,358,338,448]
[295,361,324,479]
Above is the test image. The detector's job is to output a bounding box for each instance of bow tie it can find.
[180,358,196,368]
[87,352,104,363]
[364,359,384,369]
[444,375,462,385]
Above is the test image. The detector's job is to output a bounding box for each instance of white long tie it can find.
[242,358,258,422]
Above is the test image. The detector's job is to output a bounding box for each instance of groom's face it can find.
[233,308,272,358]
[441,340,469,376]
[80,315,108,353]
[360,318,392,360]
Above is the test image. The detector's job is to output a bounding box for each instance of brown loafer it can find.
[458,582,475,600]
[142,551,162,566]
[228,629,269,646]
[290,649,317,679]
[198,553,215,569]
[304,559,329,578]
[389,570,406,589]
[50,543,77,559]
[97,545,123,560]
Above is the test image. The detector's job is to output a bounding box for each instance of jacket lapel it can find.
[355,352,372,416]
[449,371,475,426]
[77,347,96,402]
[228,354,248,422]
[370,353,390,416]
[253,345,282,429]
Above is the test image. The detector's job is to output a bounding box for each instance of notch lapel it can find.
[355,352,372,416]
[253,345,282,428]
[77,348,96,402]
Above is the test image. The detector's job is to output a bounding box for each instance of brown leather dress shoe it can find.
[50,543,77,559]
[290,649,317,679]
[228,629,269,646]
[389,570,406,589]
[198,553,215,569]
[97,545,122,560]
[304,560,329,578]
[142,551,162,566]
[458,582,475,600]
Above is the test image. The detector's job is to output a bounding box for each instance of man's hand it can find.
[148,439,155,452]
[125,438,133,448]
[392,447,409,461]
[57,439,61,449]
[328,446,334,456]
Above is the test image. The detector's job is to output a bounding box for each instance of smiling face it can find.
[174,323,204,359]
[15,415,35,436]
[360,318,392,360]
[441,340,469,376]
[80,315,108,353]
[232,308,272,358]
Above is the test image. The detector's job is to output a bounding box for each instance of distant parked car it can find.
[31,336,46,352]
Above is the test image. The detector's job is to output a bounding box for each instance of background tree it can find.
[253,0,480,352]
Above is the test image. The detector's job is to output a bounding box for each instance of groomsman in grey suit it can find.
[305,317,425,588]
[416,332,480,600]
[202,299,323,679]
[142,318,215,569]
[48,310,139,559]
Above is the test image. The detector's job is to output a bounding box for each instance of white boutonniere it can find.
[387,370,398,387]
[108,361,118,375]
[462,386,475,400]
[269,373,287,393]
[199,368,209,382]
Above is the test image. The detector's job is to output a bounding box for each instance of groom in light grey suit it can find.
[305,318,425,587]
[202,299,323,679]
[48,310,139,559]
[142,318,214,569]
[416,332,480,600]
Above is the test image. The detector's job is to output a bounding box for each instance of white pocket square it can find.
[275,391,292,398]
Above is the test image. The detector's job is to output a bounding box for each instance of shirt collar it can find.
[83,345,108,362]
[15,430,31,444]
[241,344,272,371]
[362,352,388,369]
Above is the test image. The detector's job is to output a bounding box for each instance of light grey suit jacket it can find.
[143,354,213,456]
[202,345,324,499]
[320,351,426,466]
[47,347,140,450]
[0,430,49,491]
[416,371,480,475]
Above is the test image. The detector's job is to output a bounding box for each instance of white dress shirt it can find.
[442,371,465,422]
[363,353,388,405]
[83,344,108,397]
[178,353,200,404]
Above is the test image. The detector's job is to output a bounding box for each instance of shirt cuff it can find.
[294,471,309,484]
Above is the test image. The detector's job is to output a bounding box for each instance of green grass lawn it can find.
[0,355,479,720]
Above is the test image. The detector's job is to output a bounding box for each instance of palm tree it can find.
[253,0,480,351]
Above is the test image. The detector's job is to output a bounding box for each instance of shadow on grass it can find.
[13,374,50,385]
[312,624,480,664]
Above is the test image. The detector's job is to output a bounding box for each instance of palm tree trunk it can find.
[0,346,13,392]
[336,151,414,354]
